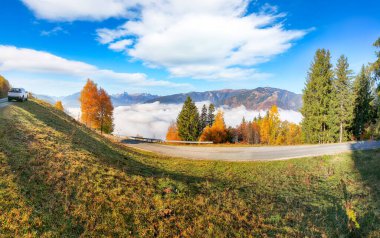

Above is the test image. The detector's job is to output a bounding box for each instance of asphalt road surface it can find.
[123,140,380,161]
[0,98,9,108]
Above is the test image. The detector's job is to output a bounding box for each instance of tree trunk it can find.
[100,116,103,135]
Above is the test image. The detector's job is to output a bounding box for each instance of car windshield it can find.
[9,88,21,93]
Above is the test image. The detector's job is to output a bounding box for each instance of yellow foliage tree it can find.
[200,110,228,143]
[259,116,270,144]
[0,75,11,98]
[166,122,182,141]
[97,88,114,134]
[55,101,64,111]
[268,105,281,144]
[286,123,302,145]
[260,105,281,145]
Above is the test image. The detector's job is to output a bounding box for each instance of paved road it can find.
[0,98,9,108]
[123,140,380,161]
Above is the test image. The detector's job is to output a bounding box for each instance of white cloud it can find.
[0,45,190,89]
[95,1,308,80]
[21,0,140,21]
[41,26,67,36]
[67,102,302,139]
[108,39,133,52]
[21,0,309,81]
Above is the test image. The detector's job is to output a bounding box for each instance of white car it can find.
[8,88,29,102]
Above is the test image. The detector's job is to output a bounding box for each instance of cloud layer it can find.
[0,45,189,89]
[21,0,308,81]
[67,102,302,139]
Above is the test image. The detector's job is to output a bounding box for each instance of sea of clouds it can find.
[67,102,302,139]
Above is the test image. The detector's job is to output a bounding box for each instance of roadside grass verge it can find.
[0,99,379,237]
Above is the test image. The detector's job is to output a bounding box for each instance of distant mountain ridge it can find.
[112,92,159,107]
[34,87,302,111]
[35,92,159,108]
[145,87,302,111]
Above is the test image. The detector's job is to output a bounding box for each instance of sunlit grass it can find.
[0,99,379,237]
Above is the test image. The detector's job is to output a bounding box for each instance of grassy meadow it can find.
[0,99,379,237]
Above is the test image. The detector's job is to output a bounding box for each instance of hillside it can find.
[145,87,302,110]
[0,100,379,237]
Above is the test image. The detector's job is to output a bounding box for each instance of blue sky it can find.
[0,0,379,96]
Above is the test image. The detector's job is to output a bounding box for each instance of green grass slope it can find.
[0,100,379,237]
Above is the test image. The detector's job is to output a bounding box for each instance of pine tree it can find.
[352,66,373,139]
[301,49,334,144]
[55,101,64,111]
[199,104,208,132]
[177,96,200,141]
[370,38,380,133]
[236,117,247,143]
[333,55,354,142]
[0,75,10,99]
[372,37,380,82]
[208,104,215,126]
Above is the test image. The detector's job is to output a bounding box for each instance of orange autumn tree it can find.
[97,88,114,134]
[166,122,182,141]
[200,110,228,143]
[80,79,99,128]
[80,79,114,134]
[54,101,64,111]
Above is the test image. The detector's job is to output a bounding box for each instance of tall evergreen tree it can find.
[177,96,200,141]
[301,49,335,144]
[370,37,380,137]
[199,104,208,132]
[352,66,373,139]
[208,104,215,126]
[372,37,380,82]
[332,55,354,142]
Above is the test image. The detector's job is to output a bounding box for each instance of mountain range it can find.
[145,87,302,111]
[34,92,159,108]
[35,87,302,111]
